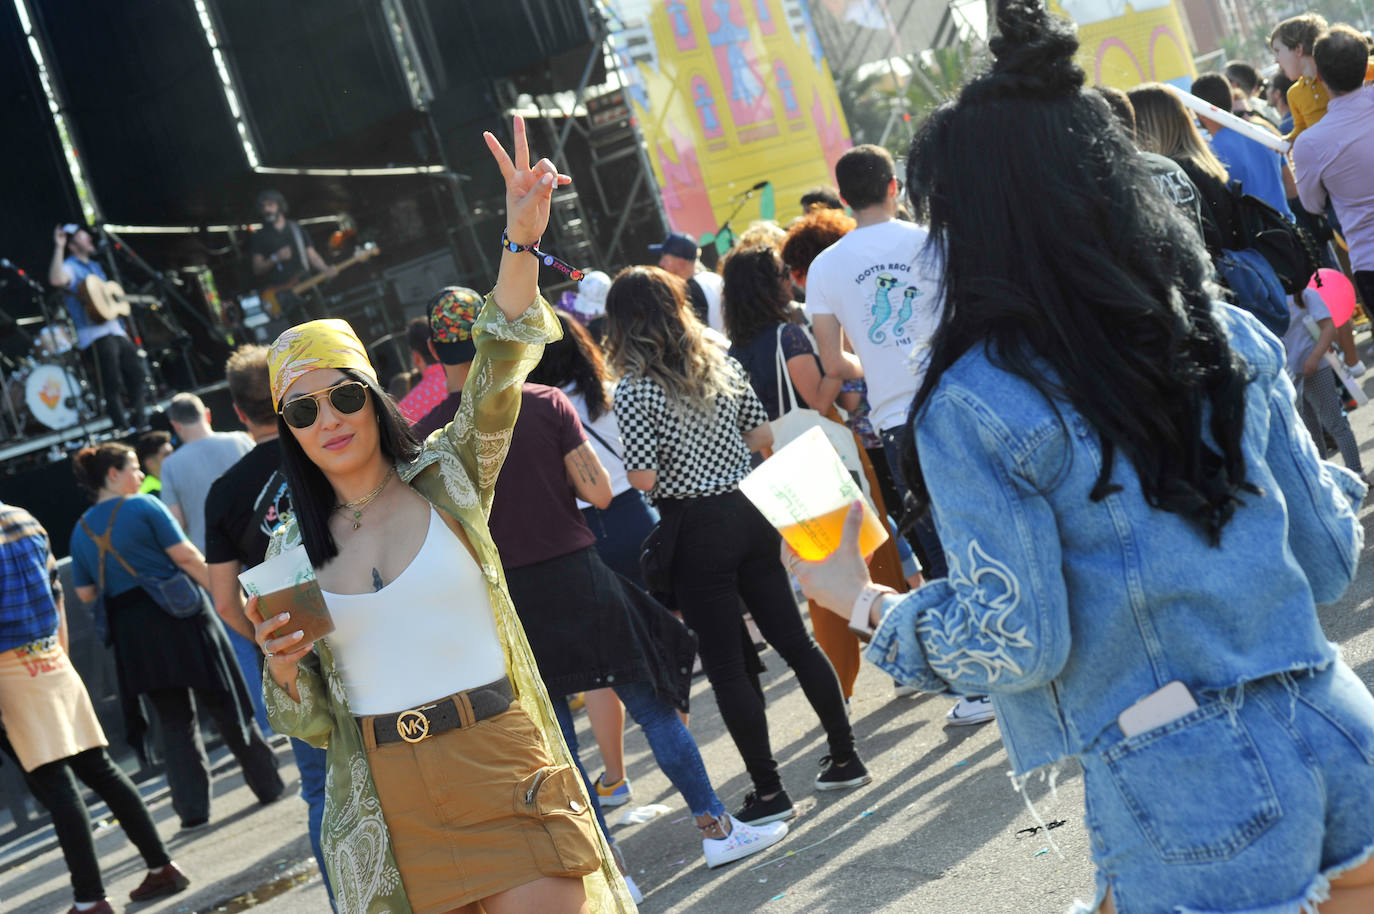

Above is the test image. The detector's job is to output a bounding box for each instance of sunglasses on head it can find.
[279,380,368,429]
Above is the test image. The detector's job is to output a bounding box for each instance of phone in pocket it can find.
[1117,681,1198,738]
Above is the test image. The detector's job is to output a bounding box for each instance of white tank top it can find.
[322,507,507,715]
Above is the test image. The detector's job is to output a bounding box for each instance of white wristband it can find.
[849,585,895,639]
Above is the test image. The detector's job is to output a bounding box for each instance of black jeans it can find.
[144,687,283,825]
[879,425,948,579]
[660,490,854,797]
[0,734,169,903]
[86,333,148,428]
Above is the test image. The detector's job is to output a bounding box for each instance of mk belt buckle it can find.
[396,707,431,744]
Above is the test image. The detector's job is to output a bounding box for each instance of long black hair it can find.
[278,368,421,566]
[528,308,612,420]
[903,0,1254,544]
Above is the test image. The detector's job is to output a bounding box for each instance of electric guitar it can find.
[77,276,160,322]
[261,243,380,317]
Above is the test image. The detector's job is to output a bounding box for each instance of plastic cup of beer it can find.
[238,545,334,644]
[739,425,889,561]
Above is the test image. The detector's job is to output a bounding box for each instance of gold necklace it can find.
[336,467,395,530]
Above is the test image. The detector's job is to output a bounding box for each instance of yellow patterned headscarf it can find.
[267,319,378,409]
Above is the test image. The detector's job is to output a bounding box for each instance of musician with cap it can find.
[47,223,148,430]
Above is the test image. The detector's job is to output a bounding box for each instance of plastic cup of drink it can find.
[238,545,335,644]
[739,425,889,561]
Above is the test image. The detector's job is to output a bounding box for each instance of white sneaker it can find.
[702,815,788,868]
[1347,360,1367,377]
[893,683,919,699]
[946,696,996,726]
[622,873,644,904]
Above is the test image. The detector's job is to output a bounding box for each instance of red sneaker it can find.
[128,862,191,902]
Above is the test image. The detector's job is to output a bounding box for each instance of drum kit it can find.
[1,319,97,439]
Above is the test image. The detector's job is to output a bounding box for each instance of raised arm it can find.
[49,227,72,288]
[484,115,572,323]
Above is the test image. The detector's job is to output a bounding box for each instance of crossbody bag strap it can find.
[582,422,623,465]
[774,324,800,416]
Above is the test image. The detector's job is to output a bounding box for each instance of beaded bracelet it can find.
[502,230,586,282]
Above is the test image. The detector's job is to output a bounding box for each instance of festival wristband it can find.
[501,230,586,282]
[849,585,896,639]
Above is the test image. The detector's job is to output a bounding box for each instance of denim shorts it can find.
[1073,661,1374,914]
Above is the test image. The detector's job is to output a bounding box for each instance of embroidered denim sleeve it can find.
[1265,368,1365,603]
[865,390,1072,695]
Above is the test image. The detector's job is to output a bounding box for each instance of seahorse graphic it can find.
[893,285,921,337]
[869,273,899,343]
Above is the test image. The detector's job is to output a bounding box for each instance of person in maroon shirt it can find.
[418,287,789,874]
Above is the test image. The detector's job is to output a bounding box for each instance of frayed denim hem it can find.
[1173,838,1374,914]
[1065,839,1374,914]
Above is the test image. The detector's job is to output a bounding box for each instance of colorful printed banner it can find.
[1051,0,1196,90]
[614,0,854,245]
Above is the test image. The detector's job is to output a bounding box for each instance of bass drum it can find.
[12,364,84,431]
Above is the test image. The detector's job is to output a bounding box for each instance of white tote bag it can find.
[766,324,867,484]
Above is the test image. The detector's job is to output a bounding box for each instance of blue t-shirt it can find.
[70,495,185,597]
[1209,129,1294,220]
[62,256,127,350]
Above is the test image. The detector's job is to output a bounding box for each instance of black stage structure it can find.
[0,0,671,836]
[0,0,669,550]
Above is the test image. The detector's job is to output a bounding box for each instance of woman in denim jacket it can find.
[791,3,1374,912]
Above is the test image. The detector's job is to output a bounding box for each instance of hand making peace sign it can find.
[483,115,571,248]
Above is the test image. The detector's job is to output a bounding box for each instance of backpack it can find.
[1227,181,1322,295]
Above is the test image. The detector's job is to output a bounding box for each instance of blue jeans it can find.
[581,489,658,589]
[290,739,334,907]
[879,425,948,579]
[1075,662,1374,914]
[552,679,726,840]
[226,625,274,735]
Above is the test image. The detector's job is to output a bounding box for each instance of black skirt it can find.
[503,546,698,712]
[106,586,258,760]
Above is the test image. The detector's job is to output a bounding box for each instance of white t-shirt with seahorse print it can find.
[805,218,945,432]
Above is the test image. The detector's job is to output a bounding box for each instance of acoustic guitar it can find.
[77,276,160,323]
[261,243,380,317]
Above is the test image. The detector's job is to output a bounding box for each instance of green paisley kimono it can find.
[262,294,636,914]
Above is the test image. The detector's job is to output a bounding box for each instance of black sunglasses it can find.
[279,380,368,429]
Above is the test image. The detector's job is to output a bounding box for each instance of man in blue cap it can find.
[649,232,725,335]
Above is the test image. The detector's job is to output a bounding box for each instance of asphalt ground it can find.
[6,360,1374,914]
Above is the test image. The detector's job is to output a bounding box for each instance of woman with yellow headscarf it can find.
[244,118,636,914]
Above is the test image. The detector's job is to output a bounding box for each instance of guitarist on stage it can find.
[48,224,148,431]
[248,190,335,318]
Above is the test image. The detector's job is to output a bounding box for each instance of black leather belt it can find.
[363,676,514,746]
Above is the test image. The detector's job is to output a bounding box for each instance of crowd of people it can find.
[4,3,1374,913]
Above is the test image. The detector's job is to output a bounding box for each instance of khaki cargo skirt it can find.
[362,696,602,913]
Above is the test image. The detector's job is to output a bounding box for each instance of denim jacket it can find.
[866,303,1365,775]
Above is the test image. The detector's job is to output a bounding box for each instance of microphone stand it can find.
[97,225,213,389]
[709,182,770,256]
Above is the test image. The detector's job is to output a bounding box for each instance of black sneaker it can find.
[734,789,796,825]
[814,754,872,791]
